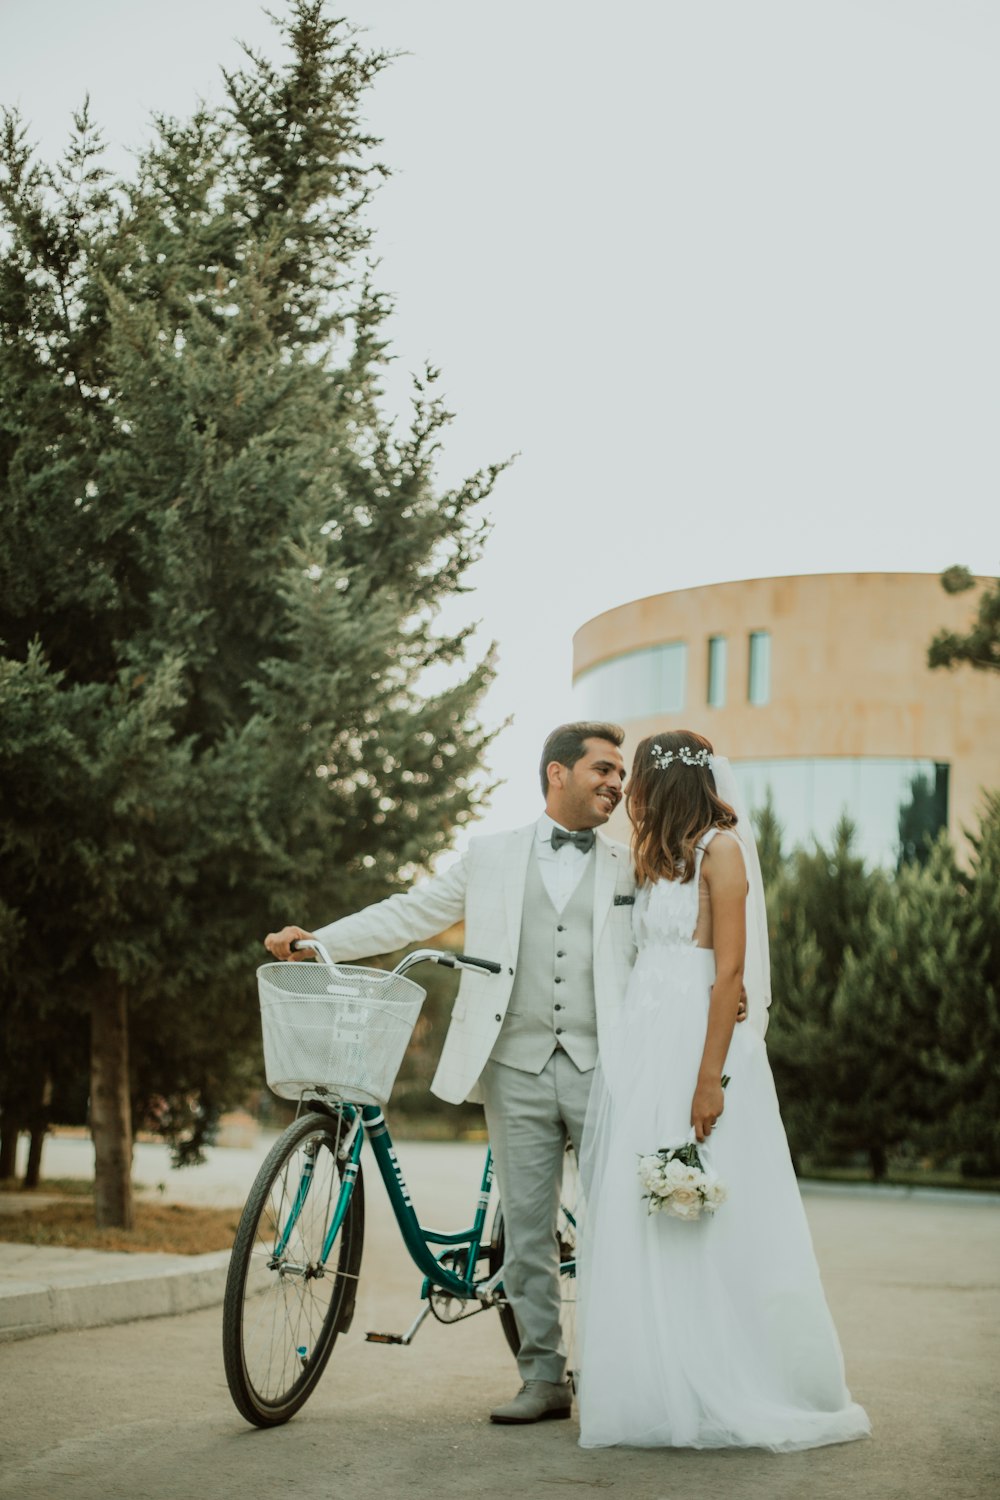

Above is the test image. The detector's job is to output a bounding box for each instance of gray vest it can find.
[490,851,599,1074]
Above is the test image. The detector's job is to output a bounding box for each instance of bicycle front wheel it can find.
[222,1109,365,1426]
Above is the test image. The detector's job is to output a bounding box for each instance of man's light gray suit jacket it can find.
[312,823,637,1104]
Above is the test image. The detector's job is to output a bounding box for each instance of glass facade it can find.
[707,636,726,707]
[732,757,949,868]
[748,631,771,705]
[574,642,687,720]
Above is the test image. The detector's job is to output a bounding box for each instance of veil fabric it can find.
[710,755,772,1038]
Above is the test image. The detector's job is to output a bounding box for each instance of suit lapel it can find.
[504,823,536,958]
[592,835,619,946]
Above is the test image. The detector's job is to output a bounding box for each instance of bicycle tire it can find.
[222,1109,365,1426]
[488,1148,578,1369]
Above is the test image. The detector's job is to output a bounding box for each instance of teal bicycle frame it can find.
[300,1103,503,1338]
[286,1097,576,1347]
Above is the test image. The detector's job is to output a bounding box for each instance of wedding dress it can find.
[577,829,870,1451]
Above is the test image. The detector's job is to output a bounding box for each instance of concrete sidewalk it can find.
[0,1241,231,1343]
[0,1131,491,1342]
[0,1129,273,1342]
[2,1131,998,1345]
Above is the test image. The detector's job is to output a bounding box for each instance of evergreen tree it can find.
[936,793,1000,1175]
[897,766,949,869]
[764,817,884,1168]
[0,3,504,1221]
[928,566,1000,674]
[751,786,784,887]
[832,836,963,1178]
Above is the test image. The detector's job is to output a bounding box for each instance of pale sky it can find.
[2,0,997,847]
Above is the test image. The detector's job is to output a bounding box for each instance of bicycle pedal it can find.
[365,1331,405,1344]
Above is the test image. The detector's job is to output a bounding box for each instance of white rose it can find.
[637,1156,660,1191]
[703,1178,728,1212]
[665,1190,703,1220]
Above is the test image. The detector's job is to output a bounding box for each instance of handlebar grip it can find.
[289,939,313,952]
[455,953,502,974]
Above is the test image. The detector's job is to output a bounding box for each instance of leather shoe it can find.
[489,1379,573,1425]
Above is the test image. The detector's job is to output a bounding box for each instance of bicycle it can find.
[222,940,579,1427]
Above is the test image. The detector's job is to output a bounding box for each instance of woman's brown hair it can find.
[626,729,737,885]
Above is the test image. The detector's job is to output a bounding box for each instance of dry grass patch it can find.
[0,1197,240,1255]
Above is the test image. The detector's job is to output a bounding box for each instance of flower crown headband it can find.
[649,743,711,771]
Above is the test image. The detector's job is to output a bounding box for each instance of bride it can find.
[576,730,871,1451]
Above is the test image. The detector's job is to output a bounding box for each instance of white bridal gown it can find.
[577,830,870,1451]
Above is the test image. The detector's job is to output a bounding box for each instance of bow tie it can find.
[550,827,596,854]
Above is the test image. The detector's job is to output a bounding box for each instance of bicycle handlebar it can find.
[287,940,501,977]
[439,952,503,975]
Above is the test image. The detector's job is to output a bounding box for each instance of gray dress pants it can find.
[478,1049,592,1383]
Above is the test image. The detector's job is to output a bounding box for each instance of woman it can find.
[576,730,870,1451]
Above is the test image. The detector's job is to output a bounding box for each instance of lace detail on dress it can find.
[633,877,698,950]
[632,831,729,952]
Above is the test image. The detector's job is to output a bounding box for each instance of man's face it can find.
[546,738,626,830]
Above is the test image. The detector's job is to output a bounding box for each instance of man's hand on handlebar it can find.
[264,926,316,961]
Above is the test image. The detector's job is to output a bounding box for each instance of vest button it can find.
[556,925,565,932]
[555,1027,564,1035]
[554,1004,563,1011]
[556,950,566,958]
[554,976,563,984]
[495,1014,501,1022]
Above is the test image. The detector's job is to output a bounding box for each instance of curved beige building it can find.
[573,572,999,865]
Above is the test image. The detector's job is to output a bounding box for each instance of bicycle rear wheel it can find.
[223,1109,365,1426]
[489,1146,578,1374]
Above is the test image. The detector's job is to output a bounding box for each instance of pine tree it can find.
[897,767,949,868]
[0,3,505,1222]
[928,566,1000,674]
[751,786,784,888]
[764,816,883,1168]
[832,836,963,1178]
[936,793,1000,1174]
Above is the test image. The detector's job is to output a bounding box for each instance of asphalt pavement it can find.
[0,1132,997,1500]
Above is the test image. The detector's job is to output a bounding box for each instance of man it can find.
[266,721,633,1423]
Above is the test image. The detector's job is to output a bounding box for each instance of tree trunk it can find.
[24,1127,45,1189]
[869,1142,888,1181]
[0,1115,21,1180]
[23,1071,53,1189]
[90,984,134,1228]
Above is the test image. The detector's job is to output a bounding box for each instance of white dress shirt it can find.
[534,813,594,914]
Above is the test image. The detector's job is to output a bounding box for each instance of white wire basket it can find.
[257,961,427,1107]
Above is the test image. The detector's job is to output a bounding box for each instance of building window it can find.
[731,758,949,870]
[707,636,726,708]
[748,631,771,705]
[574,642,687,720]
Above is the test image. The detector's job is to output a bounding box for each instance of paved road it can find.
[0,1144,997,1500]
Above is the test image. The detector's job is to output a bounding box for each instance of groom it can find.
[265,722,636,1423]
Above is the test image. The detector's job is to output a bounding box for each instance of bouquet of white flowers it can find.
[637,1140,727,1220]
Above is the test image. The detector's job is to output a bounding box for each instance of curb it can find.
[798,1179,1000,1207]
[0,1249,231,1344]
